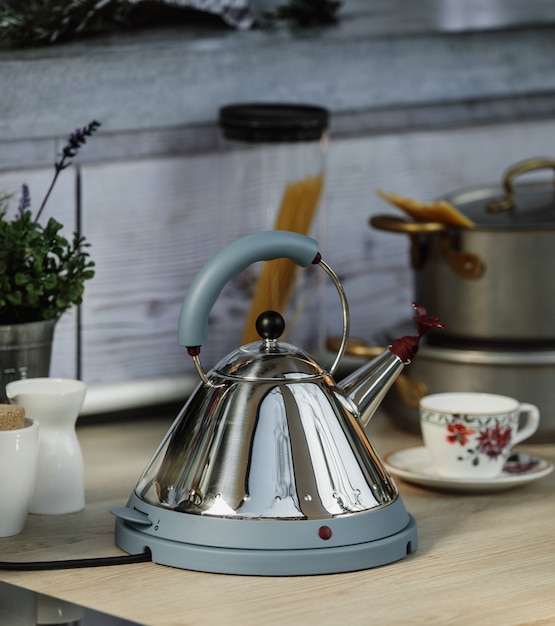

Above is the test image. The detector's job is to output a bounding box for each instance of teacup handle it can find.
[512,403,540,445]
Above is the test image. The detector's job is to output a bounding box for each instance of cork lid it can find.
[0,404,26,430]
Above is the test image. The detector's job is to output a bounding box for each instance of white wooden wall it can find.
[2,118,554,404]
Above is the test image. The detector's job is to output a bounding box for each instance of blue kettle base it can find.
[113,498,417,576]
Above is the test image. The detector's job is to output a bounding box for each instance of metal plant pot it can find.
[0,319,57,403]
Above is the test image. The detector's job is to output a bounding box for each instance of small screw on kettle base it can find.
[112,231,443,576]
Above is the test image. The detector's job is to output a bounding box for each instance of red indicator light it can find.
[318,525,332,540]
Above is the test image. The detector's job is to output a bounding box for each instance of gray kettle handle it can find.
[178,230,320,348]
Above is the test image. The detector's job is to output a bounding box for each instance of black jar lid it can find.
[219,103,329,142]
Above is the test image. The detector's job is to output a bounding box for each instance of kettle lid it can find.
[213,311,325,381]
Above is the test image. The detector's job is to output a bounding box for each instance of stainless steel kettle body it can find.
[113,231,442,575]
[138,343,397,521]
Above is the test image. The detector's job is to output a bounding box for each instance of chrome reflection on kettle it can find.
[112,231,444,576]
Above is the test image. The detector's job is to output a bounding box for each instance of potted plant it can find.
[0,121,99,401]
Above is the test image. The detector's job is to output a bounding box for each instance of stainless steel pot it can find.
[371,158,555,344]
[335,338,555,443]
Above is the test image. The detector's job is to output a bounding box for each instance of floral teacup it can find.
[419,392,540,479]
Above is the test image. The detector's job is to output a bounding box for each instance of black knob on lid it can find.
[255,311,285,340]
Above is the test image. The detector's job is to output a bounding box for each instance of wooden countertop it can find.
[0,411,554,626]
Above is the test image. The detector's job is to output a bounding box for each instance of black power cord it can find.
[0,550,152,571]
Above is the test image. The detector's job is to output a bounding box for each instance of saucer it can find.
[384,447,554,493]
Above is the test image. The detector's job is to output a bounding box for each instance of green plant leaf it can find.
[14,272,30,285]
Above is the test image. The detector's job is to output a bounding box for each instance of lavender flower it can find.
[57,120,101,172]
[16,183,31,218]
[35,120,101,222]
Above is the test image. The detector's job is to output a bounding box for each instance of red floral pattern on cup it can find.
[446,422,475,446]
[445,419,513,467]
[476,423,512,459]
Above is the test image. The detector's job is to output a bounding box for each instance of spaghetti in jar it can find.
[218,103,329,348]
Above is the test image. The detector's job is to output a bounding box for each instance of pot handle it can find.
[487,158,555,213]
[370,214,447,234]
[370,215,485,279]
[178,231,320,348]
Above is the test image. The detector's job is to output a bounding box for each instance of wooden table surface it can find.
[0,411,553,626]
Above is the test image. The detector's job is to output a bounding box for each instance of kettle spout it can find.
[339,303,445,427]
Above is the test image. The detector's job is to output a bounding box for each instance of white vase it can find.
[6,377,87,515]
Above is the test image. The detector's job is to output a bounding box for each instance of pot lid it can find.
[419,343,555,366]
[443,158,555,230]
[445,181,555,229]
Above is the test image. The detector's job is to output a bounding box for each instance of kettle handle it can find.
[178,231,320,348]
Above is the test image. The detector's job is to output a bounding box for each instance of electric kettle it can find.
[112,231,443,575]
